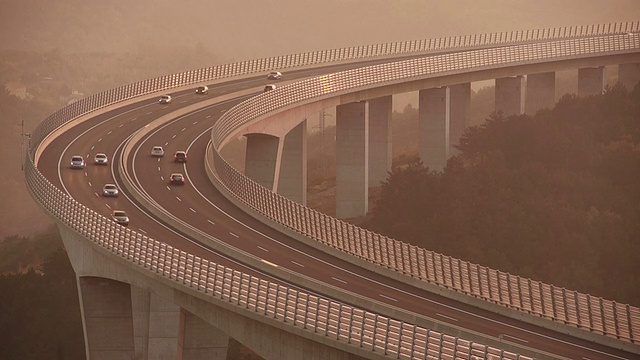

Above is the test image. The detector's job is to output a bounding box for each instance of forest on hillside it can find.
[362,84,640,305]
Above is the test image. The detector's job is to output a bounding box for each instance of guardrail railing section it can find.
[210,32,640,345]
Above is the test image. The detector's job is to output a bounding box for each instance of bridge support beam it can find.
[525,72,556,115]
[277,121,307,205]
[245,134,281,192]
[495,75,525,117]
[578,66,605,96]
[419,87,449,171]
[449,83,470,157]
[619,62,640,91]
[78,277,136,360]
[182,310,230,360]
[368,96,392,187]
[336,101,369,219]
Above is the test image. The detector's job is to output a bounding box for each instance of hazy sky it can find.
[1,0,639,61]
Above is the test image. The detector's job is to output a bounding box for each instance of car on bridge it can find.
[111,210,129,226]
[94,153,108,165]
[267,71,282,80]
[70,155,85,169]
[159,94,172,104]
[195,85,208,94]
[264,84,276,92]
[169,173,185,185]
[102,184,119,197]
[151,146,165,157]
[174,151,187,163]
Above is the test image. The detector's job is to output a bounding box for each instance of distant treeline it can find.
[362,83,640,306]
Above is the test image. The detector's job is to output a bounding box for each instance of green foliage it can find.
[0,241,85,359]
[366,86,640,305]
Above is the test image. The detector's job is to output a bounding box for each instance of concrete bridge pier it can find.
[244,134,281,191]
[449,83,470,157]
[79,278,230,360]
[525,72,556,115]
[79,276,136,360]
[495,75,525,117]
[368,96,392,187]
[277,121,308,205]
[578,66,605,96]
[336,101,369,219]
[419,87,449,171]
[245,123,307,205]
[619,62,640,91]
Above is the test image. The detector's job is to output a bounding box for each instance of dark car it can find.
[174,151,187,163]
[169,173,185,185]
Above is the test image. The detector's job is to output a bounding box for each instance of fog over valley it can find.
[0,0,638,237]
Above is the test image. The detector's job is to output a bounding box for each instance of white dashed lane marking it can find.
[230,232,239,238]
[380,294,398,302]
[207,219,215,226]
[291,261,305,268]
[190,208,196,213]
[257,246,269,252]
[332,277,347,284]
[435,313,457,322]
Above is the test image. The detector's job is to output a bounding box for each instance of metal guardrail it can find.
[209,32,640,347]
[24,22,639,358]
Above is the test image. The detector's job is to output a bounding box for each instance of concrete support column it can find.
[495,75,525,116]
[448,83,470,157]
[525,72,556,115]
[147,292,183,360]
[277,121,307,205]
[368,96,392,187]
[336,101,368,219]
[131,286,151,360]
[578,66,605,96]
[245,134,280,191]
[419,87,449,171]
[619,62,640,91]
[183,311,230,360]
[78,277,135,360]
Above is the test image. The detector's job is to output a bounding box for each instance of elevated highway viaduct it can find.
[27,23,640,360]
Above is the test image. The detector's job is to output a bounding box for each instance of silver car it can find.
[102,184,119,197]
[159,94,172,104]
[94,153,108,165]
[267,71,282,80]
[112,210,129,226]
[70,155,85,169]
[151,146,165,157]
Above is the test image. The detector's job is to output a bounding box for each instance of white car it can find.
[94,153,108,165]
[159,94,172,104]
[151,146,165,157]
[267,71,282,80]
[112,210,129,226]
[70,155,85,169]
[195,85,208,94]
[102,184,119,197]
